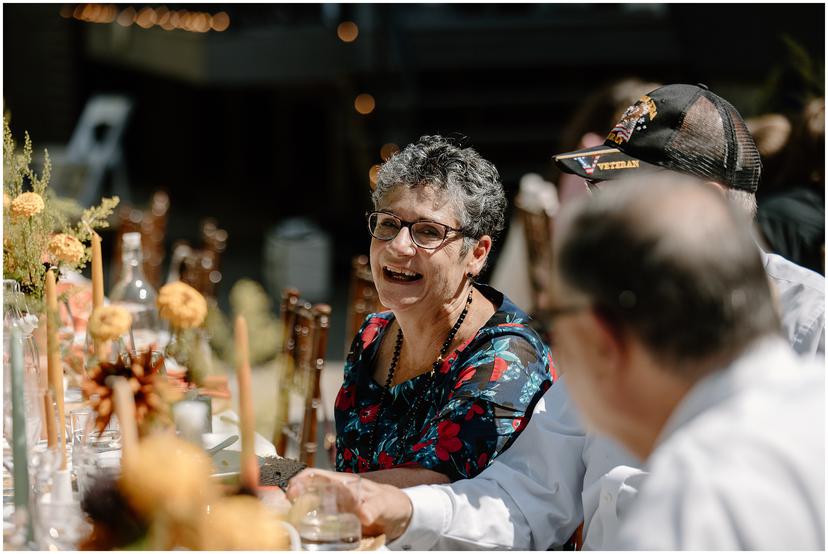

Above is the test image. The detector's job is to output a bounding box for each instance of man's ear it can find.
[584,306,630,386]
[466,234,492,276]
[702,180,727,196]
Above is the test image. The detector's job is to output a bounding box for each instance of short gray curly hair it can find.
[372,135,507,256]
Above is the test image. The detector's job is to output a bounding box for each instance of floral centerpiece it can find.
[157,281,210,386]
[2,116,119,309]
[80,433,291,550]
[82,307,181,436]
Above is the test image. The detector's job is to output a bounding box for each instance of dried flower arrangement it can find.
[81,349,180,435]
[157,280,212,386]
[81,433,216,550]
[80,433,291,550]
[2,116,119,308]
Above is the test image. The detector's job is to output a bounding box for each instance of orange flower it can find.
[120,433,217,524]
[10,192,44,217]
[157,281,207,329]
[48,233,84,264]
[88,305,132,341]
[198,495,290,550]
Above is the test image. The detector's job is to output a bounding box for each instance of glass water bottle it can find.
[109,232,160,352]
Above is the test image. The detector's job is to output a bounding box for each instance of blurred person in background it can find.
[555,83,825,359]
[552,78,662,205]
[755,97,825,274]
[490,78,661,316]
[333,135,552,487]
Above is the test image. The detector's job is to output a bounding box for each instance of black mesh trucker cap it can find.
[554,84,762,192]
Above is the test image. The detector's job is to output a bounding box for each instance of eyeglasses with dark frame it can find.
[584,179,603,194]
[366,211,466,250]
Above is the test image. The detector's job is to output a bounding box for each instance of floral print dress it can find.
[335,284,554,481]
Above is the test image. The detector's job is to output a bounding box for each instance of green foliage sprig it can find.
[3,116,120,308]
[207,279,282,367]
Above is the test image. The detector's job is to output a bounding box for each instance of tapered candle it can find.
[112,377,138,461]
[91,232,104,309]
[235,315,258,490]
[91,232,105,357]
[45,270,67,469]
[43,390,57,448]
[9,327,31,530]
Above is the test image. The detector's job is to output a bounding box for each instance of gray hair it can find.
[724,187,758,220]
[373,135,507,256]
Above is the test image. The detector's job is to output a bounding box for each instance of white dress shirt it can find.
[763,250,825,359]
[615,337,825,550]
[390,377,640,550]
[389,249,824,551]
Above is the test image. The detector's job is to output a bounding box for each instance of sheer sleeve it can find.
[406,335,552,480]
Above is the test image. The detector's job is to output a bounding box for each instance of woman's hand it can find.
[286,468,414,541]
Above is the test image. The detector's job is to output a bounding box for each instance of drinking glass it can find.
[36,499,91,550]
[69,408,92,448]
[294,477,361,551]
[29,441,61,499]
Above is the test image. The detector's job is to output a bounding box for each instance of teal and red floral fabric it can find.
[335,284,553,481]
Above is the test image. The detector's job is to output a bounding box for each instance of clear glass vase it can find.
[164,327,212,388]
[3,280,45,453]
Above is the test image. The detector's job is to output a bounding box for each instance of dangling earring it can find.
[466,272,475,282]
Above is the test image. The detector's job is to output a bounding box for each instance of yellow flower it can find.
[157,281,208,329]
[88,305,132,341]
[48,233,85,265]
[10,192,44,217]
[199,495,290,550]
[120,433,217,524]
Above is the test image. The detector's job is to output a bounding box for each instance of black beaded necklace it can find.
[366,287,474,464]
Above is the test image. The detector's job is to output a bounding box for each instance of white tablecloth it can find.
[210,410,277,458]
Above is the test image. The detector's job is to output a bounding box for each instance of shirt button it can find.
[603,492,613,504]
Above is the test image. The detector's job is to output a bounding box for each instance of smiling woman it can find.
[334,135,554,486]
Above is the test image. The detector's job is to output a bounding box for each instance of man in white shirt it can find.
[547,177,823,549]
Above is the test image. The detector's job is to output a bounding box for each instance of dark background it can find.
[4,3,825,338]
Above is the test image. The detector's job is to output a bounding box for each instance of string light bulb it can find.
[355,93,376,115]
[380,143,399,161]
[337,21,359,43]
[67,5,230,33]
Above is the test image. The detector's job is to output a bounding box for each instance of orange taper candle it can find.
[43,390,57,448]
[45,270,68,469]
[112,377,138,462]
[91,232,104,310]
[235,315,258,490]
